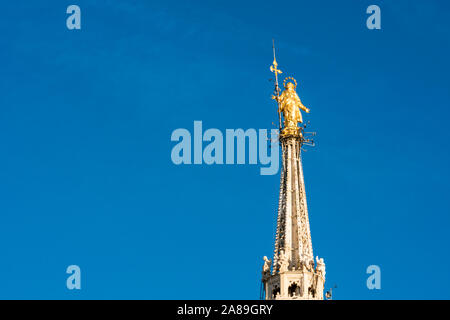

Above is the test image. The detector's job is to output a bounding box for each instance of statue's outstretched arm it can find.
[298,99,310,113]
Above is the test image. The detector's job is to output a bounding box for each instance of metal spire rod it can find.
[270,39,283,130]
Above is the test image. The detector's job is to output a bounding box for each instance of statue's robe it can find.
[279,89,306,127]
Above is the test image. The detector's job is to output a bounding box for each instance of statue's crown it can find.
[283,76,297,89]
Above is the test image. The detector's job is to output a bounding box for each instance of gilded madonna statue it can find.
[273,77,310,135]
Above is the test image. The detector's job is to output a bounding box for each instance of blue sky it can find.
[1,0,449,299]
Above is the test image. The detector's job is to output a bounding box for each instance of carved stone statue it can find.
[276,80,310,131]
[300,254,314,272]
[262,256,272,274]
[278,250,289,272]
[316,256,326,278]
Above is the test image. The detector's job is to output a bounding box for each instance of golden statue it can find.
[273,78,310,135]
[270,41,310,136]
[279,79,310,126]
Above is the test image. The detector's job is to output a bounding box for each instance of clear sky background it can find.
[1,0,449,299]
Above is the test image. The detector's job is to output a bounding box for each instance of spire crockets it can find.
[262,44,325,300]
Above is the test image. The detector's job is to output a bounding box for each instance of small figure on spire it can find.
[278,250,289,273]
[270,40,310,137]
[315,256,326,278]
[274,77,310,136]
[262,256,272,277]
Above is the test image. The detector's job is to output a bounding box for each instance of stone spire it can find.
[262,47,325,300]
[273,135,314,271]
